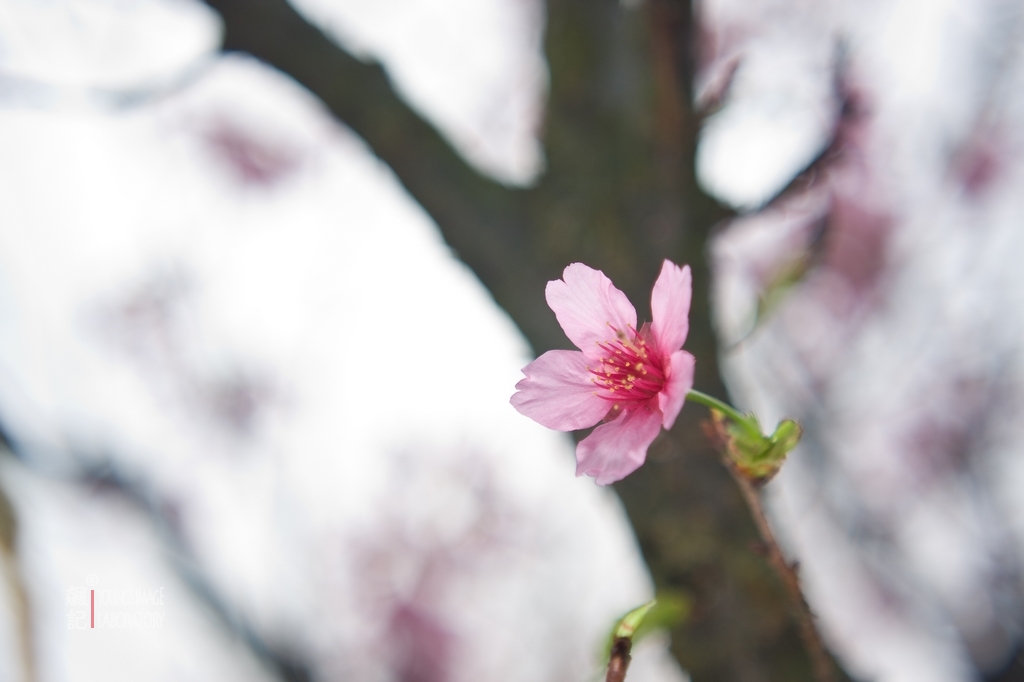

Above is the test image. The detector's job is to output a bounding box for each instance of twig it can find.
[723,458,837,682]
[606,637,632,682]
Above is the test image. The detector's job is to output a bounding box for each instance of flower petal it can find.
[650,260,692,356]
[658,350,695,430]
[546,263,637,355]
[575,406,663,485]
[511,350,611,431]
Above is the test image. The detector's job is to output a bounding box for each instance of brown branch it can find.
[202,0,559,352]
[0,474,35,682]
[723,459,838,682]
[606,637,633,682]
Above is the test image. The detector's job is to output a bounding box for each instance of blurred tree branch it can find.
[0,471,35,682]
[203,0,845,679]
[207,0,559,351]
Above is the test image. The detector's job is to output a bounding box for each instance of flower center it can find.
[589,325,666,403]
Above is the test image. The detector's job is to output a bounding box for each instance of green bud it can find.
[723,415,803,482]
[614,600,656,640]
[604,593,691,659]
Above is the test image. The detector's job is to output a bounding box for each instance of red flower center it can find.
[589,325,666,403]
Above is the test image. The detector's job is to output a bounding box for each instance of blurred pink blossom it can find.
[511,261,695,485]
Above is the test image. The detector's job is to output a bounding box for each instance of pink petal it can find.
[575,405,663,485]
[650,260,692,356]
[545,263,637,356]
[511,350,611,431]
[658,350,695,430]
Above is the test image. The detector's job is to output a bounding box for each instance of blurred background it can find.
[0,0,1023,681]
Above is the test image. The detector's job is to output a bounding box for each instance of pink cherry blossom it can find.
[511,261,696,485]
